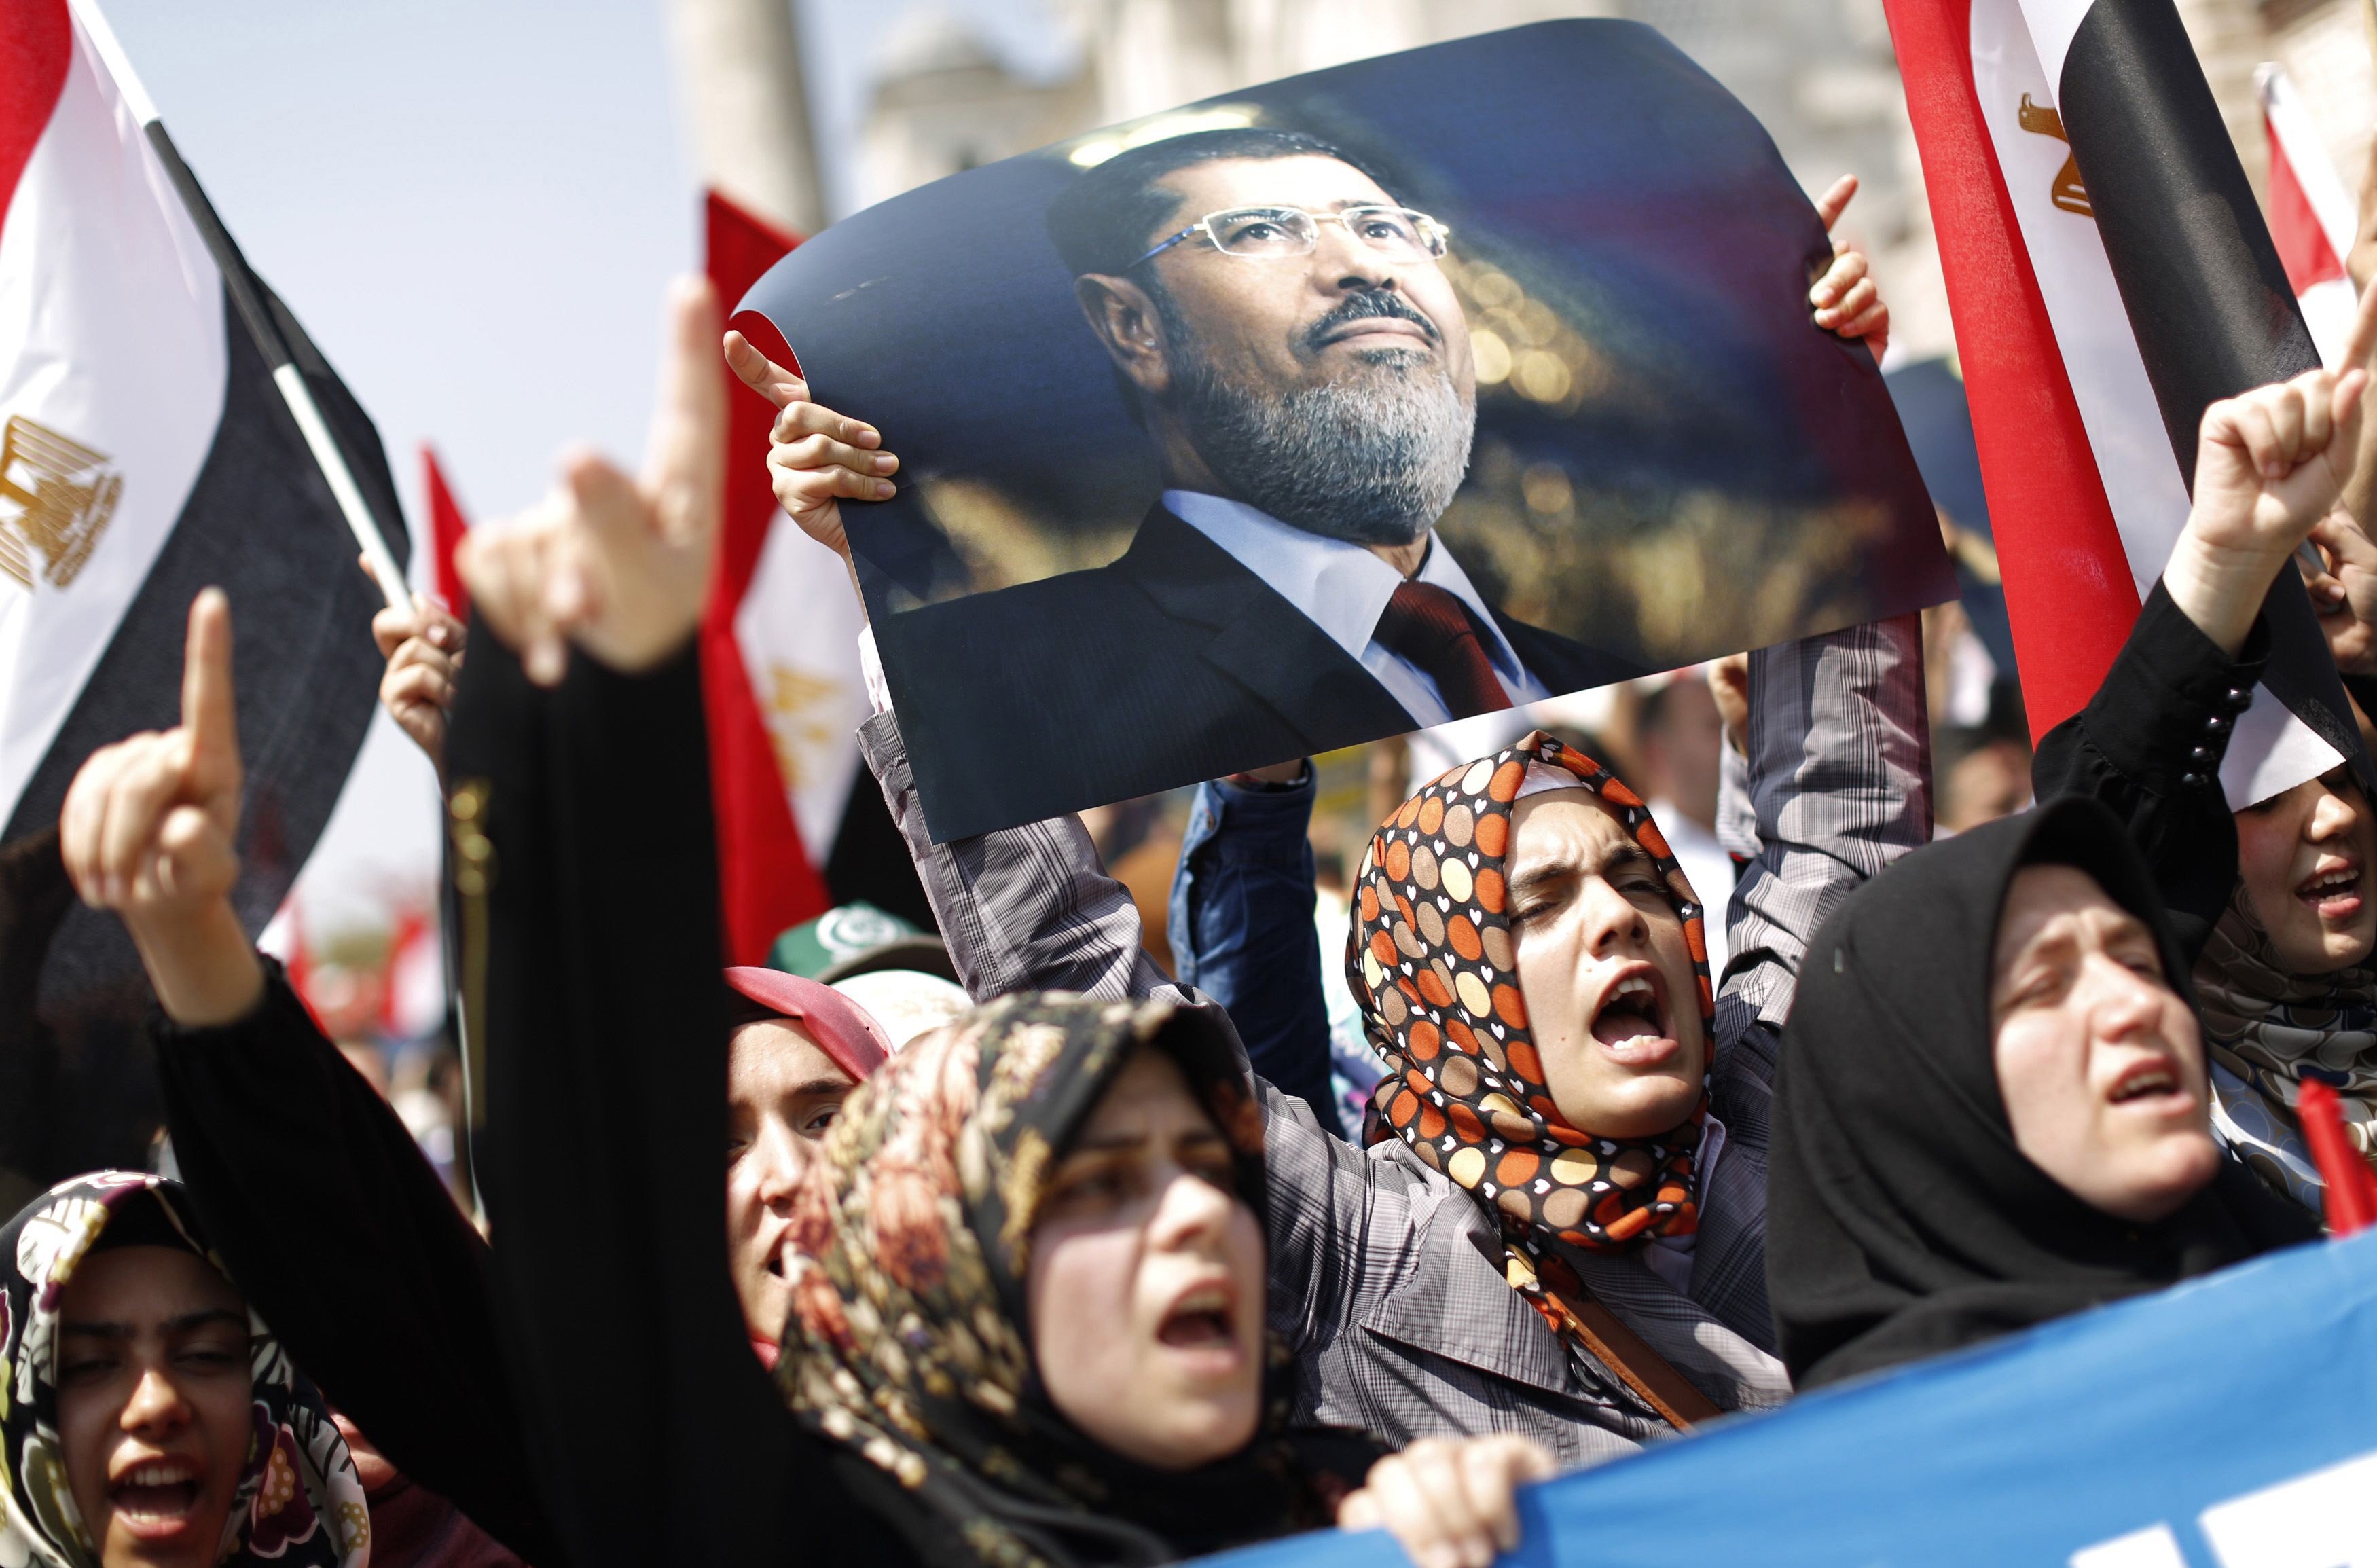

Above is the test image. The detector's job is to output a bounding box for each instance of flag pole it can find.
[67,0,411,614]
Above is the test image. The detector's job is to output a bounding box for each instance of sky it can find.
[96,0,1065,936]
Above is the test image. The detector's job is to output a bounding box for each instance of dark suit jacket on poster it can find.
[875,503,1646,838]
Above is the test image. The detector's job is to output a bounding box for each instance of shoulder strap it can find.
[1519,1245,1724,1431]
[1557,1290,1724,1430]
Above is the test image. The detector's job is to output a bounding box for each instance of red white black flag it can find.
[2258,62,2359,369]
[0,1,402,1037]
[1884,0,2364,805]
[702,190,836,963]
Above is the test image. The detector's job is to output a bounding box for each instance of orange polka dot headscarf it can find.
[1348,730,1715,1266]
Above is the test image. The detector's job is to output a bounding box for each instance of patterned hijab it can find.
[774,994,1364,1568]
[0,1173,367,1568]
[2194,883,2377,1211]
[1348,733,1714,1341]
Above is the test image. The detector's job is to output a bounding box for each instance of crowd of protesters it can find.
[10,141,2377,1568]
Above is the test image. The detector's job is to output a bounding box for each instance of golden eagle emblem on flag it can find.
[763,661,846,790]
[2016,94,2093,217]
[0,415,122,591]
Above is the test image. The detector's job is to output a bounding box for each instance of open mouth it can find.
[2107,1057,2190,1108]
[1157,1281,1238,1351]
[110,1460,200,1537]
[1589,967,1678,1067]
[757,1221,792,1280]
[2297,861,2364,922]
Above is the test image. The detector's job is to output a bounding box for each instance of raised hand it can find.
[2166,279,2377,656]
[1336,1434,1557,1568]
[1810,175,1889,361]
[58,588,262,1025]
[722,329,899,563]
[367,572,466,769]
[2302,512,2377,676]
[458,278,727,686]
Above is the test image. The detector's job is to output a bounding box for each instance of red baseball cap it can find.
[723,967,892,1081]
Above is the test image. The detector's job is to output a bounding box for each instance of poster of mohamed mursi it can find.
[736,20,1956,841]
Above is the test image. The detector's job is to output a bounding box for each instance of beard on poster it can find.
[738,21,1958,840]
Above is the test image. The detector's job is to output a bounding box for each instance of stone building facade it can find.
[854,0,2374,362]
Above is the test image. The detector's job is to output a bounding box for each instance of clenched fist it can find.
[2164,278,2377,658]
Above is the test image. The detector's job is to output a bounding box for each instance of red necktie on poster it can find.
[1373,581,1513,720]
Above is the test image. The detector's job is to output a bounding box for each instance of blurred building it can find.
[854,0,2377,367]
[854,1,1946,350]
[860,8,1100,200]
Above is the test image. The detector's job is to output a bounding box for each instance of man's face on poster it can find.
[1078,153,1481,549]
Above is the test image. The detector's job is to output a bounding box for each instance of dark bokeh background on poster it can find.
[1885,356,2018,677]
[740,20,1955,829]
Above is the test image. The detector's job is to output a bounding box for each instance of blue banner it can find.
[1209,1232,2377,1567]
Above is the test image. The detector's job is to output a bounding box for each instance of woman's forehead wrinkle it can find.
[1999,903,2153,988]
[1997,920,2076,981]
[1510,798,1634,877]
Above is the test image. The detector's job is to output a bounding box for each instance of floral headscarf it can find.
[774,993,1363,1568]
[1349,733,1714,1351]
[2195,883,2377,1211]
[0,1173,367,1568]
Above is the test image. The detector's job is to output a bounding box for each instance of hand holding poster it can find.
[738,21,1957,838]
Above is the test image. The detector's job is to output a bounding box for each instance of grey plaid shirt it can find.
[856,616,1929,1467]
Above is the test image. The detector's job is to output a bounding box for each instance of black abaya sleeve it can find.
[2031,579,2268,963]
[153,969,566,1567]
[444,624,915,1568]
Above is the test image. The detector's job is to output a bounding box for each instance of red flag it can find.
[2297,1078,2377,1236]
[2258,63,2358,368]
[2267,134,2346,290]
[378,903,445,1039]
[702,189,829,963]
[421,443,470,617]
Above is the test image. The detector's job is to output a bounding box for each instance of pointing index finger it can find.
[647,276,727,538]
[2341,268,2377,379]
[181,587,237,763]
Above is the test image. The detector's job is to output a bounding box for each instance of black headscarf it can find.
[774,993,1374,1568]
[1768,797,2320,1389]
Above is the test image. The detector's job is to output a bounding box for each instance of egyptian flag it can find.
[702,190,834,964]
[2259,62,2360,369]
[0,1,401,1167]
[1883,0,2364,805]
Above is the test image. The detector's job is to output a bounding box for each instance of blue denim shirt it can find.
[1166,769,1345,1133]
